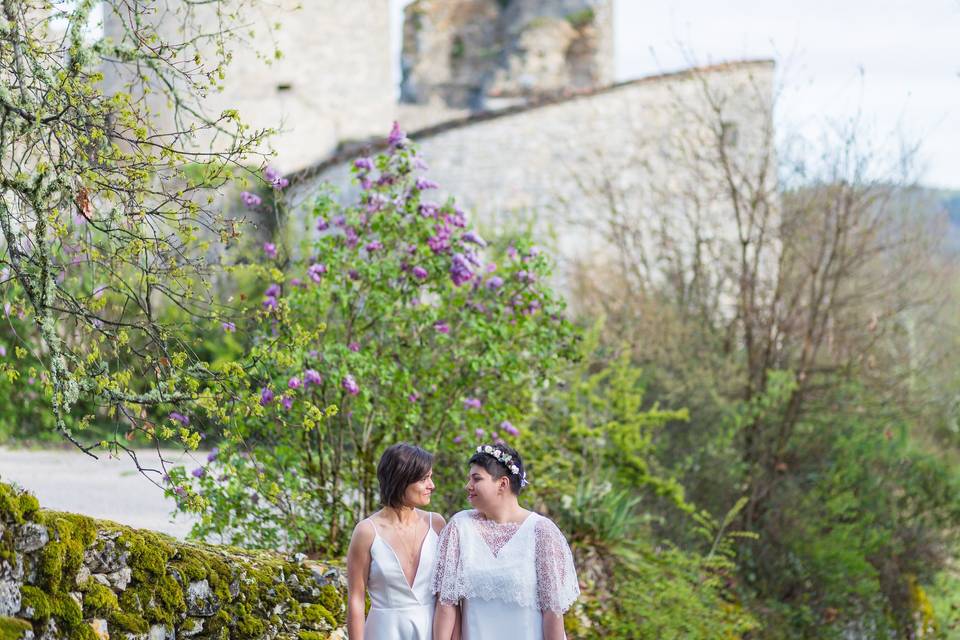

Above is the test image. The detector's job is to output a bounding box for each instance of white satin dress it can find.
[364,512,438,640]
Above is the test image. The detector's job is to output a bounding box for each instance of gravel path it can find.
[0,446,202,539]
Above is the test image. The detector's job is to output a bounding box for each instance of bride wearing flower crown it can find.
[432,444,579,639]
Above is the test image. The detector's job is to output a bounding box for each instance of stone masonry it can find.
[100,0,396,172]
[401,0,613,114]
[288,60,776,308]
[0,481,347,640]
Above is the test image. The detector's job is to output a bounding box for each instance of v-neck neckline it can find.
[375,517,434,590]
[472,510,536,558]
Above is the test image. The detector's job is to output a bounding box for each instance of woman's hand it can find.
[433,602,459,640]
[543,610,566,640]
[346,520,375,639]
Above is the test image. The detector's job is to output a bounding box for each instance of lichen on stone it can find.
[0,482,347,639]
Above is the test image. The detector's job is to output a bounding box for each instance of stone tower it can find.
[400,0,613,113]
[101,0,396,171]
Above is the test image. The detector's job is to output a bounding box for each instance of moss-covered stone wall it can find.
[0,482,346,640]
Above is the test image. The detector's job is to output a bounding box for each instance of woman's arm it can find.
[433,602,459,640]
[543,611,565,640]
[346,520,375,640]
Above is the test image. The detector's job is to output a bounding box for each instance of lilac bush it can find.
[170,125,575,553]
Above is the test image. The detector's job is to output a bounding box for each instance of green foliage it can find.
[565,8,595,29]
[516,326,756,637]
[0,0,273,455]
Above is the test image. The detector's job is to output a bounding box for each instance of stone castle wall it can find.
[287,60,776,306]
[101,1,396,172]
[0,482,346,640]
[401,0,613,114]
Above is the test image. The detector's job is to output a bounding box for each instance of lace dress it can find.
[433,509,579,639]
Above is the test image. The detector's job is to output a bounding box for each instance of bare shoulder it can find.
[428,511,447,533]
[349,518,376,547]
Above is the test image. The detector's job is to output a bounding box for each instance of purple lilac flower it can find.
[412,266,428,280]
[169,412,190,426]
[408,392,420,403]
[333,215,347,227]
[388,121,407,147]
[345,227,359,249]
[191,467,205,479]
[348,342,361,353]
[264,166,289,189]
[240,191,262,208]
[288,376,301,390]
[462,231,486,247]
[419,202,440,218]
[500,420,520,436]
[491,432,499,440]
[304,369,322,386]
[486,262,497,272]
[342,375,360,396]
[262,296,278,310]
[365,241,382,252]
[221,321,236,333]
[316,217,330,231]
[263,242,277,259]
[308,263,327,283]
[415,177,439,190]
[433,321,450,334]
[446,209,467,228]
[450,253,474,286]
[174,486,187,498]
[265,283,281,298]
[348,269,360,281]
[507,245,519,260]
[475,428,485,439]
[463,397,482,410]
[354,157,375,171]
[281,396,294,411]
[486,276,504,290]
[428,227,452,254]
[359,176,373,190]
[453,435,463,444]
[259,387,275,406]
[0,345,6,357]
[366,194,386,213]
[207,448,219,463]
[290,278,302,288]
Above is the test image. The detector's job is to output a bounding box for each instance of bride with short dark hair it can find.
[432,444,579,640]
[347,443,446,639]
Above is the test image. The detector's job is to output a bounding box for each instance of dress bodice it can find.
[368,513,438,609]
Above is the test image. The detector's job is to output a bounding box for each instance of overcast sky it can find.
[392,0,960,189]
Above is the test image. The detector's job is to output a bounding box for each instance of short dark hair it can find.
[468,443,525,495]
[377,443,434,508]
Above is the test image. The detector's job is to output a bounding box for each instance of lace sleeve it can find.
[535,517,580,613]
[432,517,463,606]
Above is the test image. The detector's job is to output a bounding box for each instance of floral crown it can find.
[476,445,528,487]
